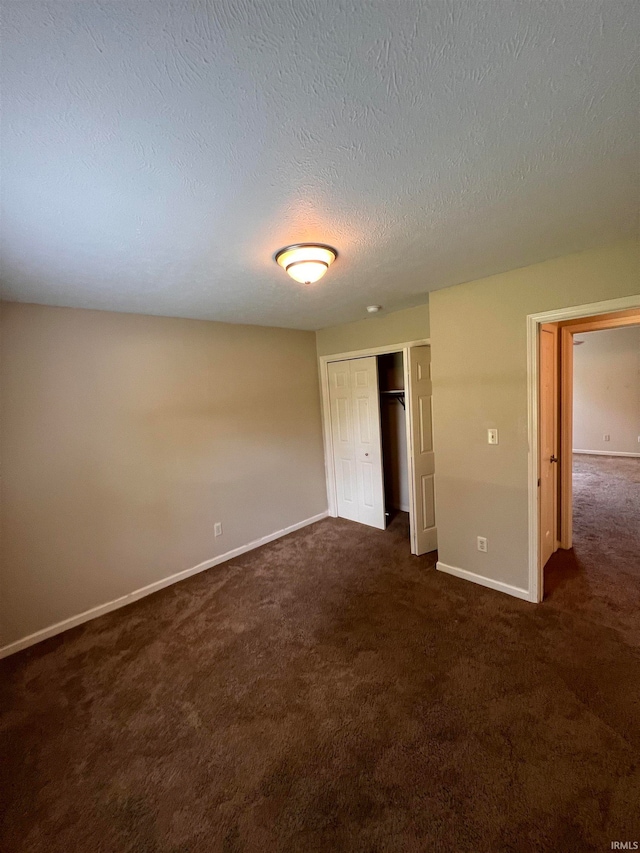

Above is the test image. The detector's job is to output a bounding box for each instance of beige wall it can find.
[1,303,327,649]
[429,240,639,593]
[573,326,640,455]
[316,303,430,356]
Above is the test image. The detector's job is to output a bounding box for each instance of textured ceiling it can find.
[1,1,638,330]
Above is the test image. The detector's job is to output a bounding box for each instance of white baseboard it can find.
[436,561,532,602]
[573,449,640,458]
[0,511,329,660]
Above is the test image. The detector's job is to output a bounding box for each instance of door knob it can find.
[550,455,558,463]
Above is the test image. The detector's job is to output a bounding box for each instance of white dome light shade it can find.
[275,243,337,284]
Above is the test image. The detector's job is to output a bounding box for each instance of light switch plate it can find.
[488,429,498,445]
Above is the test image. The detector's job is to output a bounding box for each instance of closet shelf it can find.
[380,390,405,409]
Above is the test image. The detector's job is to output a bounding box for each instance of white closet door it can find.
[350,358,386,529]
[408,346,437,553]
[328,357,386,529]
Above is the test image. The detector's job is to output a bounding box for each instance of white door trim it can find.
[526,294,640,603]
[319,340,432,364]
[319,339,430,554]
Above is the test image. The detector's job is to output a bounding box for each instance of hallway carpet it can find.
[1,457,639,852]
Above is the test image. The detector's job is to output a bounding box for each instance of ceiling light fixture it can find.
[275,243,337,284]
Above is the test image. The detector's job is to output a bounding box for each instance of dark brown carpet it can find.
[1,455,639,852]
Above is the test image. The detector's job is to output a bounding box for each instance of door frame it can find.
[319,339,431,555]
[526,295,640,603]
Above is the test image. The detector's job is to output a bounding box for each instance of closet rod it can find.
[380,390,405,410]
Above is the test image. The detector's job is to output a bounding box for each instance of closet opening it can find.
[377,352,409,539]
[321,340,436,556]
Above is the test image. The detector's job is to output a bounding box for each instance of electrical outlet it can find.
[603,434,610,442]
[214,522,222,537]
[488,429,498,445]
[477,536,488,552]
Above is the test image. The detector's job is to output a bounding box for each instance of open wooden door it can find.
[328,357,386,529]
[539,324,559,569]
[408,346,437,554]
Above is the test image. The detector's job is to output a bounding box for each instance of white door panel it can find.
[338,457,357,508]
[356,397,372,444]
[353,368,369,387]
[421,474,436,529]
[408,346,437,554]
[336,397,350,443]
[361,462,375,506]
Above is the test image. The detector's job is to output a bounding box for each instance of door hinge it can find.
[538,478,541,487]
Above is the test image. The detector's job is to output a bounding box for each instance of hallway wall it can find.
[573,326,640,456]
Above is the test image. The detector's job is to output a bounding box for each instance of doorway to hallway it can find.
[527,296,640,602]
